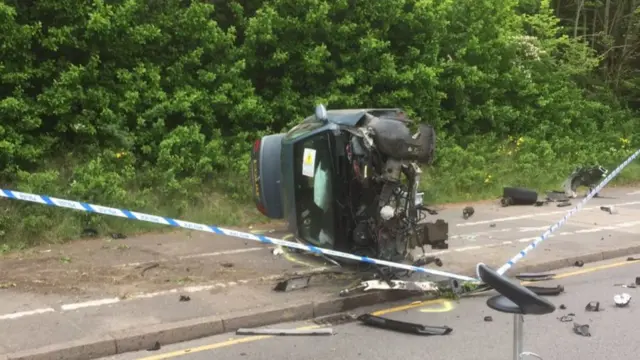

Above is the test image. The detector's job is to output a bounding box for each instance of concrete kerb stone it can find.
[7,246,640,360]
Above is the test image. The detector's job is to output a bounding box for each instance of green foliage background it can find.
[1,0,639,249]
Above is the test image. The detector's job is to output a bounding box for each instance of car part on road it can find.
[523,285,565,296]
[516,272,556,282]
[562,165,608,198]
[273,275,312,292]
[484,316,493,322]
[339,279,440,296]
[357,313,453,335]
[501,187,538,207]
[236,327,334,336]
[476,263,556,360]
[546,190,570,202]
[614,293,632,307]
[600,206,618,214]
[573,323,591,337]
[585,301,601,312]
[558,314,574,322]
[462,206,475,219]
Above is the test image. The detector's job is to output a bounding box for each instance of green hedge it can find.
[0,0,638,250]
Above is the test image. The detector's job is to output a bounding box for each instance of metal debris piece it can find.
[574,260,584,267]
[557,202,572,207]
[274,275,311,292]
[614,283,637,289]
[462,206,475,220]
[272,247,284,256]
[562,166,608,198]
[600,206,618,215]
[559,304,566,310]
[636,277,640,286]
[236,328,334,336]
[339,279,439,296]
[147,341,161,351]
[585,301,601,312]
[627,257,640,261]
[614,293,632,307]
[573,323,591,337]
[412,255,443,267]
[525,285,564,296]
[220,262,234,268]
[516,272,556,282]
[489,223,496,227]
[179,295,190,302]
[484,316,493,322]
[546,191,570,202]
[534,201,546,207]
[357,314,453,335]
[558,315,573,322]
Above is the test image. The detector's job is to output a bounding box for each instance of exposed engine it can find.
[340,112,448,262]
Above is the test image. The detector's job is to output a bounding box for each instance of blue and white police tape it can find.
[0,189,477,283]
[494,148,640,276]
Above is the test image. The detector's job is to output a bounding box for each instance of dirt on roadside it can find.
[0,222,301,298]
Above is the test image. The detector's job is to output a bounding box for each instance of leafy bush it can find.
[0,0,638,249]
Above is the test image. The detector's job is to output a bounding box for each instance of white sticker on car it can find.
[302,148,316,177]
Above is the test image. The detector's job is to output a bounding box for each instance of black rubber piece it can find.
[503,187,538,205]
[357,314,453,335]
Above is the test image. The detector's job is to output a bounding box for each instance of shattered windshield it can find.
[293,132,335,248]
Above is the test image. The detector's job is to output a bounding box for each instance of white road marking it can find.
[0,307,55,320]
[456,201,640,227]
[4,212,640,321]
[627,190,640,195]
[115,246,271,268]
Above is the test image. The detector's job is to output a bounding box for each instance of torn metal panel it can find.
[273,275,311,292]
[562,165,608,198]
[357,314,452,335]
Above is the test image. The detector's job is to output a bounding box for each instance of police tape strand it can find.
[0,189,477,282]
[495,148,640,276]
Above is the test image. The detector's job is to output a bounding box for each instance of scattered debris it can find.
[110,232,127,239]
[502,187,539,206]
[179,295,190,302]
[147,341,161,351]
[272,247,284,256]
[600,206,618,215]
[462,206,475,220]
[546,190,570,202]
[614,283,637,289]
[484,316,493,322]
[534,201,545,207]
[0,282,17,289]
[559,304,566,310]
[489,223,496,227]
[562,166,608,198]
[574,260,584,267]
[557,202,572,207]
[313,313,357,326]
[274,275,312,292]
[140,262,160,276]
[573,323,591,337]
[412,256,443,267]
[585,301,601,312]
[357,314,453,335]
[236,327,334,336]
[636,277,640,286]
[220,262,234,268]
[339,279,439,296]
[558,314,574,322]
[614,293,632,307]
[627,257,640,261]
[516,272,556,282]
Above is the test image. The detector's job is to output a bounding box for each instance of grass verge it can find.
[1,135,639,253]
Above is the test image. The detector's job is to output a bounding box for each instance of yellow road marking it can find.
[419,300,454,313]
[137,258,640,359]
[138,325,322,360]
[280,234,318,268]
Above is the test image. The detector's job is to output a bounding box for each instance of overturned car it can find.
[250,105,449,265]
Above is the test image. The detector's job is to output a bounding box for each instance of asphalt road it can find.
[104,257,640,360]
